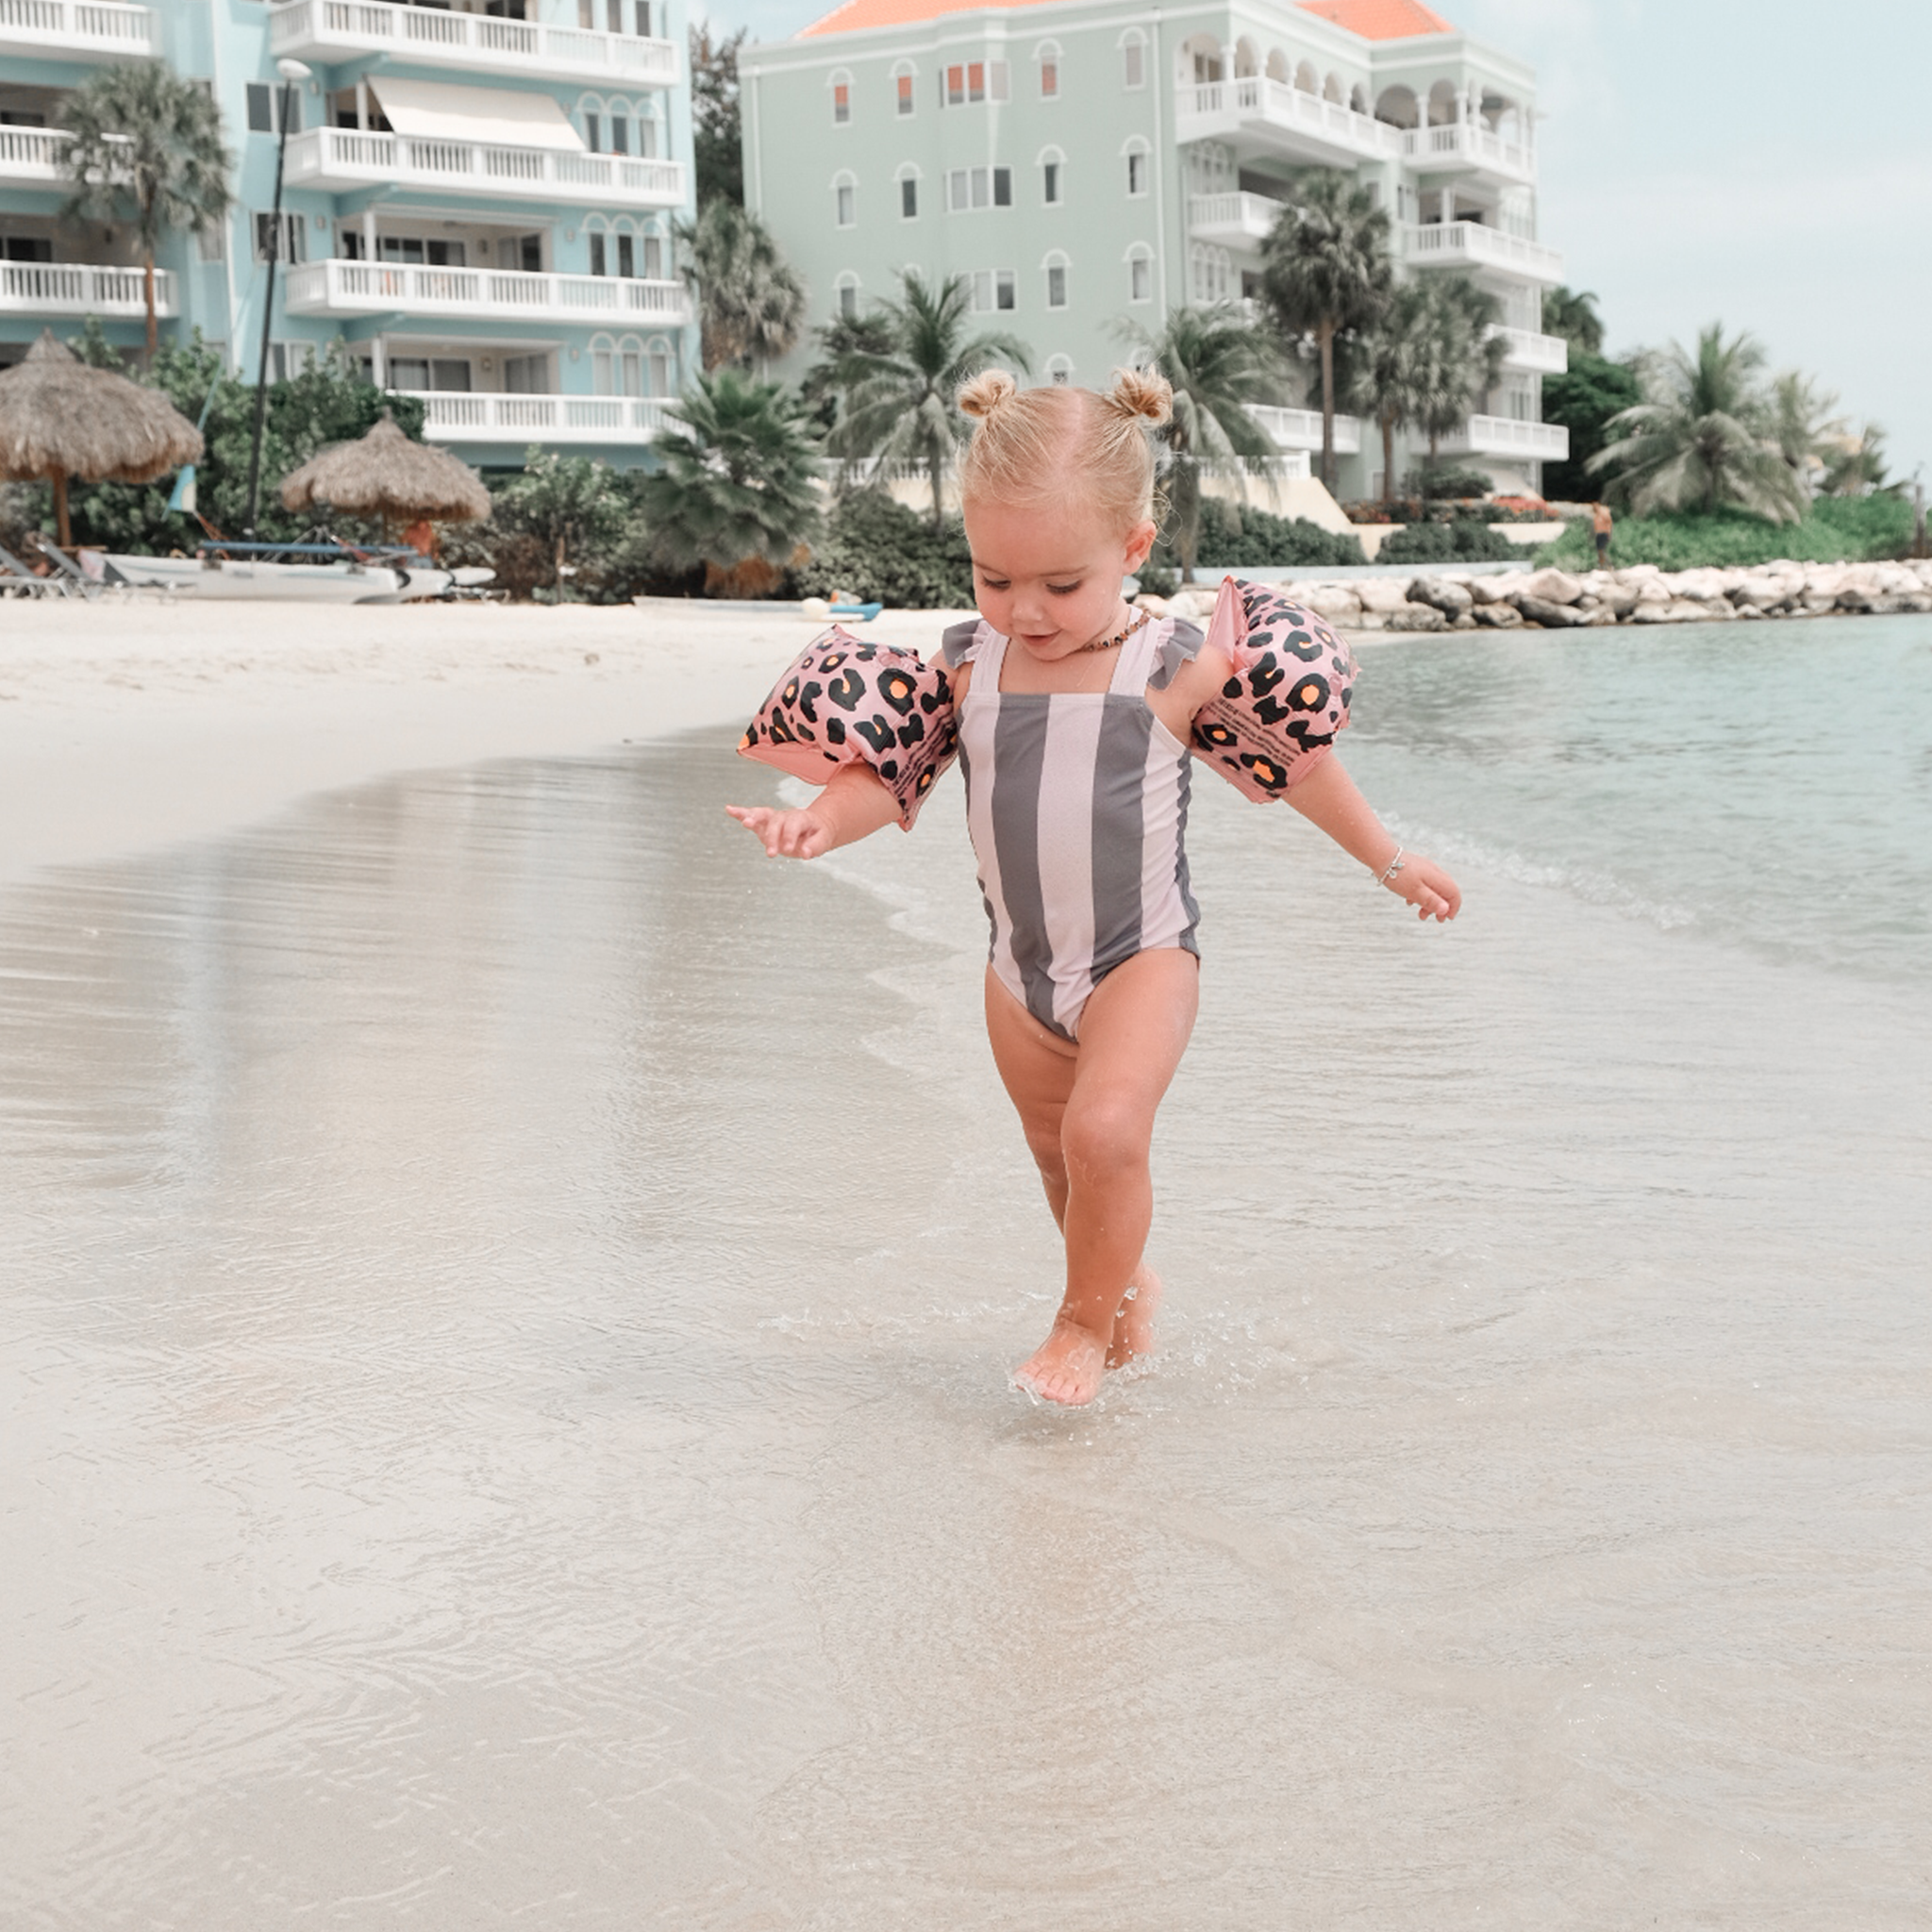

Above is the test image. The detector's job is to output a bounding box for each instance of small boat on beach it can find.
[106,543,451,604]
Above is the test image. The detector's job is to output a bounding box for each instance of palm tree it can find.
[1770,370,1843,496]
[1115,304,1283,582]
[676,198,807,374]
[1541,286,1605,356]
[1409,275,1506,483]
[1342,281,1428,505]
[819,270,1030,526]
[1822,422,1890,497]
[58,63,232,359]
[1590,325,1807,522]
[636,369,823,595]
[1257,169,1391,492]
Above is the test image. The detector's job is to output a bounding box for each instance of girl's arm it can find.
[726,761,900,861]
[1288,756,1462,923]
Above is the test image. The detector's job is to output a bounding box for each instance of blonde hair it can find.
[957,367,1172,532]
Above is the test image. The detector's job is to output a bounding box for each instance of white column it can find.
[1221,42,1238,83]
[356,77,369,130]
[1439,188,1454,225]
[370,335,385,385]
[361,208,376,261]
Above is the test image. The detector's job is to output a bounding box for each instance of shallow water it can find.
[3,616,1928,1928]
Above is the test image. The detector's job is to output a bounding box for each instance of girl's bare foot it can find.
[1108,1262,1162,1369]
[1011,1318,1110,1407]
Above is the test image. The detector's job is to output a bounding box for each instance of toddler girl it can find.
[729,369,1459,1407]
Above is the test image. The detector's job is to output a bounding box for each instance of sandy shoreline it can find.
[0,597,980,885]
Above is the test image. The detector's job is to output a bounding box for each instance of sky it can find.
[702,0,1932,489]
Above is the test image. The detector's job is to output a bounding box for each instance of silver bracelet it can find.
[1377,845,1407,887]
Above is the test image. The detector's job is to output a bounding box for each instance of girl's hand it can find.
[726,804,835,860]
[1387,851,1461,923]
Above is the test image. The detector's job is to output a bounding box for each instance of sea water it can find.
[2,615,1927,1929]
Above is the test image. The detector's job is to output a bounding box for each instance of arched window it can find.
[1374,85,1419,129]
[829,68,852,125]
[1323,72,1342,103]
[1125,242,1153,304]
[891,59,916,117]
[834,271,859,320]
[896,161,921,220]
[1266,47,1289,83]
[589,330,616,393]
[584,211,611,277]
[644,333,674,396]
[1234,38,1258,77]
[1119,28,1145,91]
[1123,136,1150,198]
[1042,249,1069,310]
[1428,79,1458,126]
[1294,60,1318,93]
[1035,40,1060,98]
[1038,144,1065,205]
[832,170,856,227]
[1046,353,1073,385]
[640,217,666,280]
[1350,82,1369,115]
[576,92,608,152]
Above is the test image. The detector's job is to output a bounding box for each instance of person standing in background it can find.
[1591,501,1614,569]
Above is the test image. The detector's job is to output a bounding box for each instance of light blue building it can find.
[1,0,698,469]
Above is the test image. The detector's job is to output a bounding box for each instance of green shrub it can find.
[1163,496,1364,570]
[1378,517,1521,563]
[796,487,975,609]
[1540,351,1644,504]
[1399,463,1493,501]
[1531,495,1913,572]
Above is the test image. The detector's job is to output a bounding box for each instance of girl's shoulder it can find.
[940,617,994,670]
[1148,614,1210,691]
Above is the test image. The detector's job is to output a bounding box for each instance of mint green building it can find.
[741,0,1568,497]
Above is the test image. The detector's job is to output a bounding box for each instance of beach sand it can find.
[0,596,973,883]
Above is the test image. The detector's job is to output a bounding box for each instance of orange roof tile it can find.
[800,0,1059,37]
[1294,0,1454,39]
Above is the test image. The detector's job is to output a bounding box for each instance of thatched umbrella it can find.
[279,409,491,543]
[0,327,203,547]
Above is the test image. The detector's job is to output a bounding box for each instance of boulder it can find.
[1355,577,1413,614]
[1407,576,1474,616]
[1600,583,1641,617]
[1168,588,1218,622]
[1470,572,1530,605]
[1300,586,1363,625]
[1517,595,1587,627]
[1470,602,1524,627]
[1630,577,1672,607]
[1732,575,1789,608]
[1385,602,1448,631]
[1450,611,1479,630]
[1134,594,1171,620]
[1666,598,1727,622]
[1524,568,1585,605]
[1874,562,1920,595]
[1578,601,1621,625]
[1627,602,1676,624]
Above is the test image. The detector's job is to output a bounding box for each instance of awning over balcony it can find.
[367,77,584,152]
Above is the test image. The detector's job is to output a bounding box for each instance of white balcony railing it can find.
[1434,414,1569,460]
[1404,221,1564,285]
[1401,121,1535,182]
[0,259,175,317]
[0,124,69,185]
[0,0,154,59]
[1247,404,1362,457]
[270,0,677,87]
[285,126,683,209]
[399,390,675,443]
[286,258,690,325]
[1188,191,1283,246]
[1175,76,1403,165]
[1489,325,1568,375]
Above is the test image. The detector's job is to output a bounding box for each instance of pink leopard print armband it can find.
[737,627,959,829]
[1190,576,1356,800]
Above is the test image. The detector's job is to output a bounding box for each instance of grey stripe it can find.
[1174,757,1201,937]
[941,618,984,668]
[1090,696,1153,976]
[1148,620,1206,691]
[989,697,1059,1030]
[957,734,997,961]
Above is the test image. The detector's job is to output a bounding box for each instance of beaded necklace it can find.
[1075,604,1151,654]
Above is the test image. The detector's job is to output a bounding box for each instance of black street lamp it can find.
[243,56,311,536]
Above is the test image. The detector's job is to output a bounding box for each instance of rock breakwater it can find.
[1143,559,1932,633]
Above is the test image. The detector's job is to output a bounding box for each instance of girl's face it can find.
[963,495,1158,661]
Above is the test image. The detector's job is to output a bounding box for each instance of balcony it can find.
[0,123,67,187]
[286,258,690,325]
[1401,121,1535,185]
[269,0,678,90]
[0,0,154,61]
[1403,221,1564,285]
[1432,414,1569,460]
[1490,325,1567,375]
[400,389,674,443]
[0,259,175,318]
[284,126,684,209]
[1175,76,1402,168]
[1248,404,1362,457]
[1188,191,1282,248]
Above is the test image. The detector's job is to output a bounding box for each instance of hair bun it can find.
[1108,366,1174,428]
[957,369,1020,420]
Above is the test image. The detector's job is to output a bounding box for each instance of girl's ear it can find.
[1122,518,1158,574]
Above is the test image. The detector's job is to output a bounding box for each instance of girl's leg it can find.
[985,950,1199,1406]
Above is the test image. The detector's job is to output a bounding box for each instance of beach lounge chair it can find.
[0,541,72,596]
[30,541,110,598]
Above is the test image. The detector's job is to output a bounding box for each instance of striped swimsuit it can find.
[942,613,1205,1042]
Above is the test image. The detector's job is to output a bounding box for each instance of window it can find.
[1122,35,1145,89]
[504,353,547,393]
[622,348,641,396]
[899,174,918,219]
[831,71,851,124]
[585,110,601,151]
[196,222,226,264]
[1047,354,1073,385]
[616,232,634,276]
[641,232,662,277]
[648,347,671,395]
[609,115,628,154]
[835,175,856,226]
[1037,42,1059,97]
[244,82,299,135]
[945,166,1011,211]
[591,348,613,392]
[251,210,303,263]
[836,273,858,320]
[1125,144,1148,196]
[943,59,1008,105]
[1044,253,1068,308]
[969,268,1016,312]
[893,63,915,115]
[589,231,607,275]
[1041,152,1062,204]
[1128,248,1152,302]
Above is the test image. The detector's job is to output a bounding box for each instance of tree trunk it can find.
[555,529,566,587]
[143,249,158,359]
[1380,408,1395,504]
[1174,457,1200,584]
[1318,320,1337,492]
[52,468,71,549]
[928,445,944,530]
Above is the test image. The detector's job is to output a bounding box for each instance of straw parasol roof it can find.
[279,409,491,527]
[0,328,204,545]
